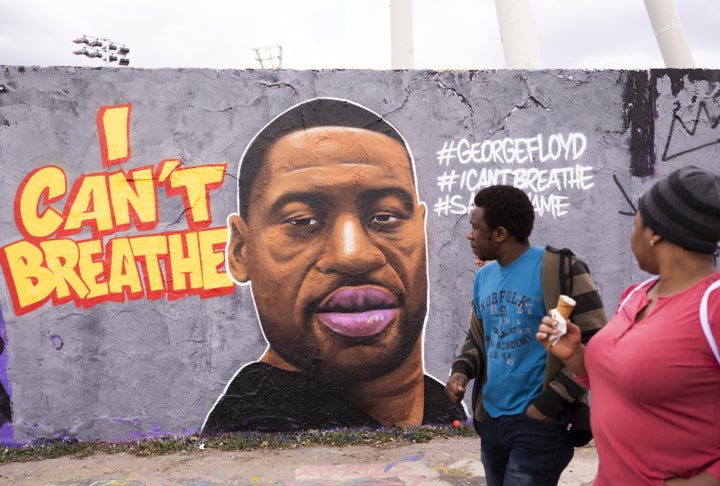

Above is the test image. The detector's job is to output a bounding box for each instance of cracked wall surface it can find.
[0,66,718,445]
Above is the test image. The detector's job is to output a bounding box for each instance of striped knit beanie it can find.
[638,165,720,254]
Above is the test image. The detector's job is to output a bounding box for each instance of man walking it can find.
[445,185,606,486]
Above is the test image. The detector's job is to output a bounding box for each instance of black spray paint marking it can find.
[612,174,638,217]
[662,101,720,161]
[624,72,656,177]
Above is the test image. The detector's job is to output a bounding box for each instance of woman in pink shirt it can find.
[538,165,720,486]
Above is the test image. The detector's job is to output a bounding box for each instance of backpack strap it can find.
[700,280,720,365]
[544,245,575,296]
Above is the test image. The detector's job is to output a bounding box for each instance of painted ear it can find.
[418,201,427,220]
[226,213,251,283]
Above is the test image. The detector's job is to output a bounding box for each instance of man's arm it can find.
[532,253,607,421]
[445,305,485,404]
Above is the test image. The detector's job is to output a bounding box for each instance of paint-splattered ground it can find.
[0,436,597,485]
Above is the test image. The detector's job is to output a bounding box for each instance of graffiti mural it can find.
[202,98,466,434]
[1,104,233,317]
[0,67,717,445]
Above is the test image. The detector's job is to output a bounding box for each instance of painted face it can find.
[467,206,495,262]
[230,126,428,382]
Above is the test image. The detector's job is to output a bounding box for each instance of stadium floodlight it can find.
[71,35,131,67]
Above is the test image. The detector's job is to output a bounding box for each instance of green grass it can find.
[0,424,477,465]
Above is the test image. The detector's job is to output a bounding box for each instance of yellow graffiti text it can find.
[0,228,233,315]
[15,160,226,240]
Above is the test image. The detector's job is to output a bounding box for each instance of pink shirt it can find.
[580,273,720,485]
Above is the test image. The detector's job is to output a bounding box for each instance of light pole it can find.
[72,35,131,66]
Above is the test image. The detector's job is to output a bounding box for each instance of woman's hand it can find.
[536,316,587,376]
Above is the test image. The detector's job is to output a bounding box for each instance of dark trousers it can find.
[480,412,574,486]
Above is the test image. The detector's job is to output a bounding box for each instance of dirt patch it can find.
[0,437,598,485]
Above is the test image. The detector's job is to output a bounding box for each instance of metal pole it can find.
[494,0,543,69]
[643,0,695,68]
[390,0,414,69]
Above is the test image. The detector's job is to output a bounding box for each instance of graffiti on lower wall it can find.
[0,306,10,444]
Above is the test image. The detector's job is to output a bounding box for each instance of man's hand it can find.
[445,372,468,404]
[525,403,554,422]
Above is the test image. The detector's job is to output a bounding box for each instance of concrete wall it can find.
[0,67,718,445]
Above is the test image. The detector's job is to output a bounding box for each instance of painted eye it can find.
[371,214,398,224]
[290,217,318,227]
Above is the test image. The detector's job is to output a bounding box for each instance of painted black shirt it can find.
[202,362,466,435]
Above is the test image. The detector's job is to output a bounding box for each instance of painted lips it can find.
[315,287,398,337]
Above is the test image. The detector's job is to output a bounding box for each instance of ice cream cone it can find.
[555,295,576,320]
[545,295,576,349]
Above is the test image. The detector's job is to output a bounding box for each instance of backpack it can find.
[549,246,594,447]
[618,276,720,365]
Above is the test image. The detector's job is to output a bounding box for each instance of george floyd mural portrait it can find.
[0,67,717,445]
[201,98,467,434]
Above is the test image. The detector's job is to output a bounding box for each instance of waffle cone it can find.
[555,295,576,320]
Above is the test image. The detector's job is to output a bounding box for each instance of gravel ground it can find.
[0,436,598,485]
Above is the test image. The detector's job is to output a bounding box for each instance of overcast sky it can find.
[0,0,718,70]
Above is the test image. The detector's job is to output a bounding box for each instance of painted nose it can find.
[316,216,386,274]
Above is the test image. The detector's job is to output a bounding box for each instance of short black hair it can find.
[473,185,534,243]
[236,97,413,219]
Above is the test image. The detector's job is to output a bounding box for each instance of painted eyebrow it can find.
[267,188,416,217]
[357,188,416,214]
[268,192,326,216]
